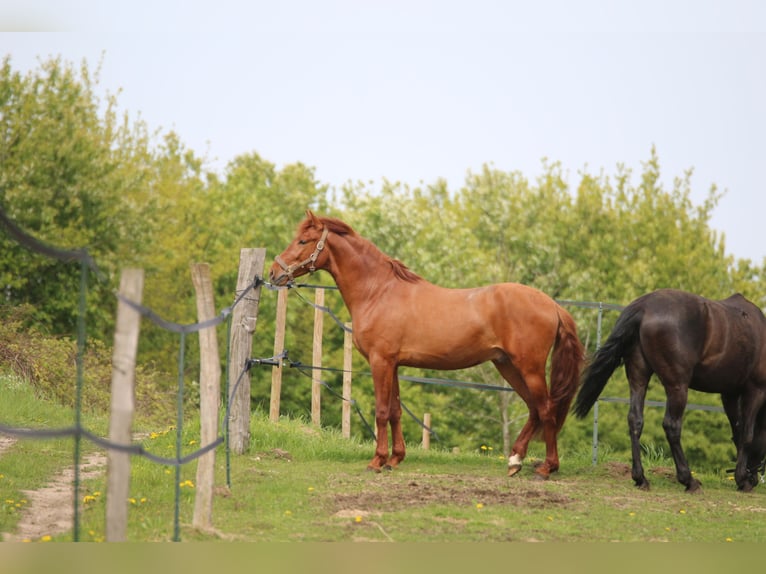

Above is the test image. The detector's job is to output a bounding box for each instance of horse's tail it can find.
[550,306,585,433]
[572,303,644,419]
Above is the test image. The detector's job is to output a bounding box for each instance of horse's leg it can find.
[367,356,396,472]
[509,364,557,479]
[526,373,558,479]
[721,392,742,468]
[625,359,651,490]
[492,359,534,476]
[748,406,766,488]
[386,371,406,469]
[508,411,539,476]
[735,389,766,491]
[662,384,701,492]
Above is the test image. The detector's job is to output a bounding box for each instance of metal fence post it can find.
[592,302,603,466]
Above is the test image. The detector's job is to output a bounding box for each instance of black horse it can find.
[573,288,766,492]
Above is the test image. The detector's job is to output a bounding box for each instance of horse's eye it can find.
[298,239,307,245]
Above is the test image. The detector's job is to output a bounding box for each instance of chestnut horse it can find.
[573,289,766,492]
[269,211,584,479]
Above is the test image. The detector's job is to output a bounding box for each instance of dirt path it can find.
[0,436,15,456]
[1,438,107,542]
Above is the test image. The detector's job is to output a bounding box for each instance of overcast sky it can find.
[2,1,765,263]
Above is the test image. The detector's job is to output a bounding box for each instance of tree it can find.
[0,55,149,337]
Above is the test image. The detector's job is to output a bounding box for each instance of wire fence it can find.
[0,204,262,541]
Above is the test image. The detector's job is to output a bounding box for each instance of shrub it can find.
[0,304,176,425]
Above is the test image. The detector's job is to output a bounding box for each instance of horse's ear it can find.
[305,209,320,228]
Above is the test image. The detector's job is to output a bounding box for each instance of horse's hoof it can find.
[366,465,382,474]
[737,481,754,493]
[532,471,550,481]
[635,480,651,491]
[383,464,394,472]
[507,453,523,477]
[686,480,702,494]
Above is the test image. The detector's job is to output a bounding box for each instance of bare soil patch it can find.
[0,436,16,456]
[329,471,573,513]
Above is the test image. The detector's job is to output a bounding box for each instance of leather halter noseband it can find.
[274,226,329,281]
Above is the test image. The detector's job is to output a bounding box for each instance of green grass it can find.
[0,374,108,537]
[73,413,766,542]
[2,375,766,542]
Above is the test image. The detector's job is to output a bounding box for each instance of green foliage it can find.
[0,304,175,425]
[0,55,144,338]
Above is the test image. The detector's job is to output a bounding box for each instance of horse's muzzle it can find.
[268,266,288,286]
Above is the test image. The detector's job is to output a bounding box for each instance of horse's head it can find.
[269,210,330,285]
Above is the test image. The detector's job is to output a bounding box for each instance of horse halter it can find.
[274,226,329,281]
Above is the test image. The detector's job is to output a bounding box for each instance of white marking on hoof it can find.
[507,453,523,476]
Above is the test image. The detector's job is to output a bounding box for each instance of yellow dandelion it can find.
[679,509,686,514]
[140,497,147,504]
[128,498,137,505]
[0,474,4,479]
[628,512,636,517]
[354,516,363,523]
[547,516,554,521]
[476,503,484,509]
[307,486,315,492]
[40,535,52,542]
[481,445,488,451]
[188,440,197,446]
[284,510,292,516]
[725,537,733,542]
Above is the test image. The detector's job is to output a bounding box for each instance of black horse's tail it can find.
[572,303,644,419]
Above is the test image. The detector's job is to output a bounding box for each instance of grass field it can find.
[2,370,766,545]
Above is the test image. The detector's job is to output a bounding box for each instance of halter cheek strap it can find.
[275,226,329,280]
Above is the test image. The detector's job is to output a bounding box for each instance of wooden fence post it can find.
[269,288,288,422]
[422,413,431,450]
[342,322,353,439]
[106,268,144,542]
[228,248,267,454]
[191,263,220,530]
[311,288,324,427]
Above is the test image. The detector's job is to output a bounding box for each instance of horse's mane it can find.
[388,258,422,283]
[310,215,423,284]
